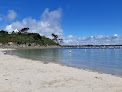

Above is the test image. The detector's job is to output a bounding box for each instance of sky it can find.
[0,0,122,45]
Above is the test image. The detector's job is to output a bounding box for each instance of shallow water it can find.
[9,48,122,76]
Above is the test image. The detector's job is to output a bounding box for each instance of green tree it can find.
[20,27,29,33]
[52,33,58,44]
[58,38,63,44]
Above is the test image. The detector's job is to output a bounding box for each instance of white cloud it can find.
[5,25,14,32]
[91,36,93,38]
[5,8,63,38]
[7,10,17,21]
[68,35,73,38]
[4,9,122,45]
[114,34,118,37]
[63,34,122,45]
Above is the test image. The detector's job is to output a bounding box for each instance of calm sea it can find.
[9,48,122,76]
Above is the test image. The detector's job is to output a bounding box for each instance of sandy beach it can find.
[0,48,122,92]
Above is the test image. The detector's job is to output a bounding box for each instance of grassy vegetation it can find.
[0,30,59,46]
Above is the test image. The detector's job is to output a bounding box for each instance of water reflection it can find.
[9,48,122,76]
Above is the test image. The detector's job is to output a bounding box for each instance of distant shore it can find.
[1,44,122,50]
[0,48,122,92]
[0,45,62,50]
[62,45,122,48]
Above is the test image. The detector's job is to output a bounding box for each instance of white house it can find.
[14,29,19,33]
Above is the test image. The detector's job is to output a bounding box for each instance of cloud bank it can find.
[63,34,122,45]
[5,8,63,38]
[4,9,122,45]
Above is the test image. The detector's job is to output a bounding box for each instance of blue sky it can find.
[0,0,122,45]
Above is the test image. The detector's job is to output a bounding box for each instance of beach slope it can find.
[0,49,122,92]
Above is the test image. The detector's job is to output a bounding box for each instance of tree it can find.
[19,27,29,45]
[0,30,8,34]
[0,29,59,46]
[59,38,63,44]
[52,33,58,43]
[20,27,29,33]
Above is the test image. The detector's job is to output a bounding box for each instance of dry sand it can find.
[0,48,122,92]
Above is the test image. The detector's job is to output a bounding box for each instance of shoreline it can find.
[7,53,122,78]
[8,48,122,77]
[0,48,122,92]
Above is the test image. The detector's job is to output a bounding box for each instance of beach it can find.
[0,48,122,92]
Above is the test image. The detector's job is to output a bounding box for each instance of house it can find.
[14,29,19,33]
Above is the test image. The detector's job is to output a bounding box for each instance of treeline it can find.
[0,28,60,46]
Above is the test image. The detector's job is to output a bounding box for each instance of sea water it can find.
[9,48,122,76]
